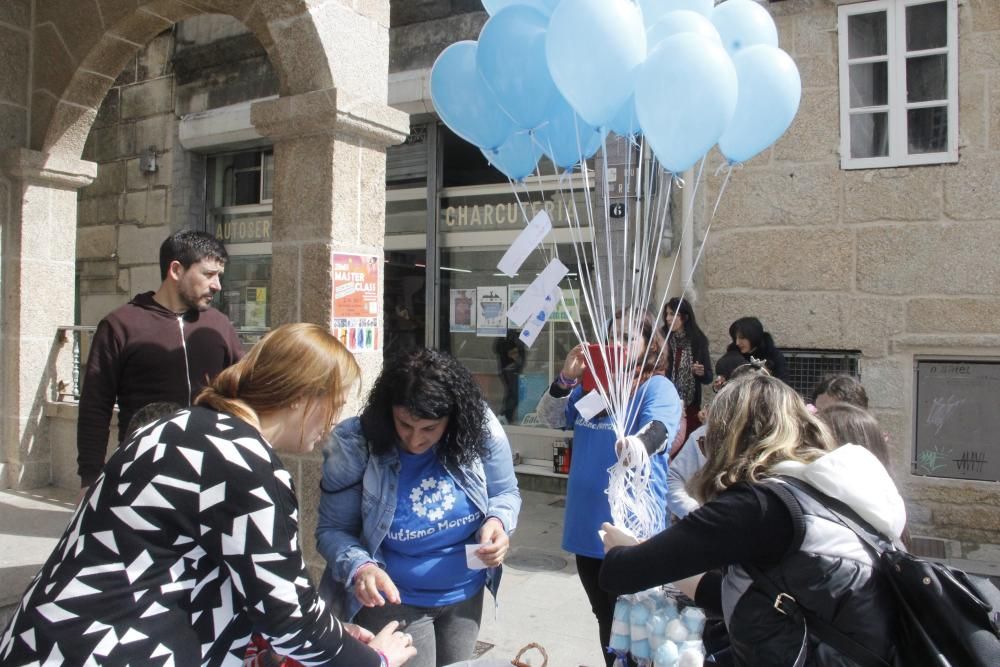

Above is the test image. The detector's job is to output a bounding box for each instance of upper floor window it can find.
[838,0,957,169]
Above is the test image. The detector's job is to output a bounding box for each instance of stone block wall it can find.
[77,29,177,326]
[694,0,1000,559]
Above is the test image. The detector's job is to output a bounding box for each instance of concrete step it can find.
[514,459,568,495]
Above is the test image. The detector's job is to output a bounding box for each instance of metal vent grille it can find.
[783,349,862,400]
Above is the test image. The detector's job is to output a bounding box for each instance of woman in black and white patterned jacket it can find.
[0,323,415,667]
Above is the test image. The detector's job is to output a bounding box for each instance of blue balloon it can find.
[608,96,641,137]
[638,0,715,27]
[534,94,608,168]
[718,46,802,164]
[483,130,543,181]
[483,0,559,16]
[477,5,560,130]
[430,41,515,151]
[711,0,779,56]
[647,10,721,51]
[634,32,738,173]
[546,0,647,128]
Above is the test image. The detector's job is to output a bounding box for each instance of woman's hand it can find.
[600,521,639,554]
[559,343,588,384]
[691,361,705,377]
[368,621,417,667]
[476,517,509,567]
[344,623,375,643]
[354,564,401,607]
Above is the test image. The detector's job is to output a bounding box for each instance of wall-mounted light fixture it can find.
[139,146,158,174]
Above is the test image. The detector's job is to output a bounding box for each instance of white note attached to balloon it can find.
[507,258,568,327]
[575,389,607,422]
[518,287,562,348]
[496,211,552,277]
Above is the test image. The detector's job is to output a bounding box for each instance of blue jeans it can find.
[355,589,485,667]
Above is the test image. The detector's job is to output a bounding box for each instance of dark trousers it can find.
[576,555,636,667]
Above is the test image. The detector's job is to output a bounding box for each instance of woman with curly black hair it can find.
[316,348,521,667]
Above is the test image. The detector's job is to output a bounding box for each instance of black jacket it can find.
[721,481,897,666]
[77,292,244,486]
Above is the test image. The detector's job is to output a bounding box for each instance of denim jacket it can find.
[316,410,521,621]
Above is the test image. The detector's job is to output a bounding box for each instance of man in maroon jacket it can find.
[77,230,245,488]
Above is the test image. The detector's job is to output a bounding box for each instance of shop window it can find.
[837,0,957,169]
[783,349,862,400]
[206,148,274,346]
[438,243,592,427]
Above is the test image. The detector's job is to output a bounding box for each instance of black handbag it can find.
[754,477,1000,667]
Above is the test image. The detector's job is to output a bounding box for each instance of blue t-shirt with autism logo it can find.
[382,447,487,607]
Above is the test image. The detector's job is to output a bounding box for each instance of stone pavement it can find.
[0,487,605,667]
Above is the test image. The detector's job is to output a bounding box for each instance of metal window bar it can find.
[56,325,261,402]
[782,349,863,400]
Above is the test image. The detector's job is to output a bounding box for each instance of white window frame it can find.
[837,0,958,169]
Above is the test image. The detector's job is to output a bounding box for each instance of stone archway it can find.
[1,0,407,489]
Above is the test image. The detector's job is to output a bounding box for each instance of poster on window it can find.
[332,253,380,352]
[506,284,530,330]
[476,286,508,337]
[244,286,268,329]
[449,288,477,333]
[549,288,581,323]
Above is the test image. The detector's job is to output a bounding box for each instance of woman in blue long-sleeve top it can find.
[316,348,521,667]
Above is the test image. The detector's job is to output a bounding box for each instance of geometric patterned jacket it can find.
[0,407,380,666]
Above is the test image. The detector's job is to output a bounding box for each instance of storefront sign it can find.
[214,217,271,243]
[444,199,572,228]
[332,253,380,352]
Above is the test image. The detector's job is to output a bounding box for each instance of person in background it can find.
[600,373,904,666]
[535,310,682,667]
[76,229,244,490]
[0,324,415,667]
[727,316,788,381]
[818,402,910,548]
[317,348,521,667]
[493,329,527,424]
[663,297,713,434]
[813,373,869,411]
[710,349,748,393]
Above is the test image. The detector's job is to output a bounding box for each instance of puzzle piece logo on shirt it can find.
[409,476,457,523]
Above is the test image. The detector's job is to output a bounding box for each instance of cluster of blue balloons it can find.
[430,0,802,181]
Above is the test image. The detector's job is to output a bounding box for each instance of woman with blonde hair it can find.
[599,373,904,666]
[0,324,415,667]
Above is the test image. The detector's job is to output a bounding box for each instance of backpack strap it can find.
[744,479,893,667]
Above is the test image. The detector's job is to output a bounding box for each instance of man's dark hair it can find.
[813,374,869,409]
[159,230,228,280]
[126,401,183,439]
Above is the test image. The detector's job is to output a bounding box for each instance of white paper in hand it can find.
[575,389,607,421]
[465,544,488,570]
[497,211,552,277]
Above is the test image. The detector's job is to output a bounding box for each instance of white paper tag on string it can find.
[575,389,607,422]
[497,211,552,277]
[518,288,561,348]
[507,258,568,327]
